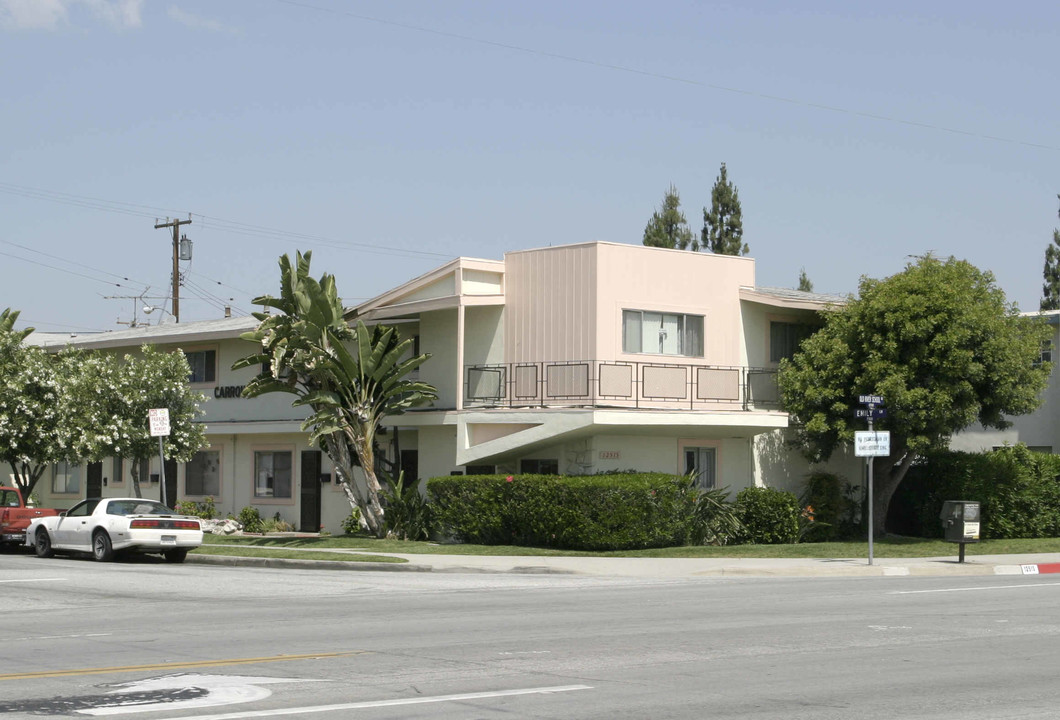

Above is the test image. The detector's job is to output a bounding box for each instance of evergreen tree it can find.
[798,268,814,292]
[1041,195,1060,311]
[702,163,748,256]
[643,184,696,250]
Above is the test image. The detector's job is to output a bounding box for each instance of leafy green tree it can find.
[778,256,1050,536]
[1041,195,1060,310]
[234,252,437,537]
[702,163,748,256]
[67,346,208,499]
[643,184,696,250]
[0,309,74,499]
[798,268,814,292]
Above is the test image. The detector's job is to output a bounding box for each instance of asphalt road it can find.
[2,551,1060,719]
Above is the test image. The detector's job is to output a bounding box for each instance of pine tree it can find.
[643,184,696,250]
[702,163,748,256]
[798,268,814,292]
[1041,195,1060,311]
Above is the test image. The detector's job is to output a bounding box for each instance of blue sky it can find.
[2,0,1057,332]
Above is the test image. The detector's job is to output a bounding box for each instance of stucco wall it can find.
[418,309,458,409]
[594,243,755,366]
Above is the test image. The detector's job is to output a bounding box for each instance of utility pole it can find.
[154,216,192,323]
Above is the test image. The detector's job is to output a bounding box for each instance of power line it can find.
[0,249,149,291]
[0,181,454,261]
[0,238,152,288]
[275,0,1059,153]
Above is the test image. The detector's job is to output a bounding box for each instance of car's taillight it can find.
[129,519,200,530]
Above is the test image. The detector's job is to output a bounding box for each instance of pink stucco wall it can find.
[504,242,755,366]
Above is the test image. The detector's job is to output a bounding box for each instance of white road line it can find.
[892,582,1060,595]
[14,633,111,642]
[154,685,594,720]
[0,578,66,584]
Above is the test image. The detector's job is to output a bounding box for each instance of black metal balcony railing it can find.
[464,360,780,411]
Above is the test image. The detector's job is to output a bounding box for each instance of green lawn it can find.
[201,533,1060,559]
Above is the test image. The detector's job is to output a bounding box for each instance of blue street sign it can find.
[855,408,887,419]
[858,394,884,406]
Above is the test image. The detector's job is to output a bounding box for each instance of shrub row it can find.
[428,473,699,551]
[890,445,1060,539]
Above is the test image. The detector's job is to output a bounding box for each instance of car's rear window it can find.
[106,500,173,516]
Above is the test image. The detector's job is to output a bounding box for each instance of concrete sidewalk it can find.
[189,547,1060,578]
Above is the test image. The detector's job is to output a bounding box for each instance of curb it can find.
[187,554,433,573]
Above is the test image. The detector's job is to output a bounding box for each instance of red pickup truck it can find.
[0,487,60,548]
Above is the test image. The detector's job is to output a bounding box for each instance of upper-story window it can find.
[622,310,704,357]
[770,321,814,363]
[185,349,217,384]
[1037,339,1053,369]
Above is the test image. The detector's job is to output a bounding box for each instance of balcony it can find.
[464,360,781,411]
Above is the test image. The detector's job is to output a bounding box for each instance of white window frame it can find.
[185,447,222,499]
[183,346,218,385]
[253,447,295,503]
[52,461,81,495]
[622,310,704,357]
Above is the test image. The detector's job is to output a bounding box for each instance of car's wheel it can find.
[164,548,188,564]
[92,530,115,562]
[35,529,54,558]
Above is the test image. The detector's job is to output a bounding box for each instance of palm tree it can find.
[234,252,436,537]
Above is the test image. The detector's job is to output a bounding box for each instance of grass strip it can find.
[191,545,406,563]
[201,534,1060,559]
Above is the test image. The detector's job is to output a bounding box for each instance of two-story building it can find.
[13,241,859,531]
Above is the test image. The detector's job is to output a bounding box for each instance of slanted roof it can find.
[26,315,260,351]
[739,286,846,311]
[350,256,505,323]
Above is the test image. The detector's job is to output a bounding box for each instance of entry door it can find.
[163,459,177,507]
[684,447,717,490]
[86,462,103,498]
[300,450,322,532]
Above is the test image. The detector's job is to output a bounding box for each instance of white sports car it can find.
[26,497,203,563]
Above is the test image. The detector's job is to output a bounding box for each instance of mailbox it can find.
[940,500,980,543]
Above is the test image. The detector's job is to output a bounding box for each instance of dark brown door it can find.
[86,462,103,498]
[164,459,177,508]
[300,451,322,532]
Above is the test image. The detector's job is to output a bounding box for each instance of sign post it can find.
[855,395,890,566]
[148,408,171,506]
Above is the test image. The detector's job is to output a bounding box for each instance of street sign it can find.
[858,395,884,406]
[148,408,171,437]
[855,430,890,457]
[855,408,887,419]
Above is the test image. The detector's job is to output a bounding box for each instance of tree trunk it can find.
[872,450,917,537]
[11,461,45,503]
[324,431,370,532]
[351,434,386,538]
[130,457,143,498]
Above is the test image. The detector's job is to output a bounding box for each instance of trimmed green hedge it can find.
[890,445,1060,539]
[734,487,801,544]
[427,473,697,551]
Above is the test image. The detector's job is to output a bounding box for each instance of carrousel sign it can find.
[213,385,245,399]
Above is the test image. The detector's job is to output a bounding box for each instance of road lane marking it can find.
[0,578,66,583]
[12,633,112,642]
[0,652,366,681]
[892,582,1060,595]
[154,685,595,720]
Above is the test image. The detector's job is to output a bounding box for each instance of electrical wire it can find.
[0,238,152,288]
[0,249,149,291]
[274,0,1059,153]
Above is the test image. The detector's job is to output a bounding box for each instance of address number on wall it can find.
[599,451,620,459]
